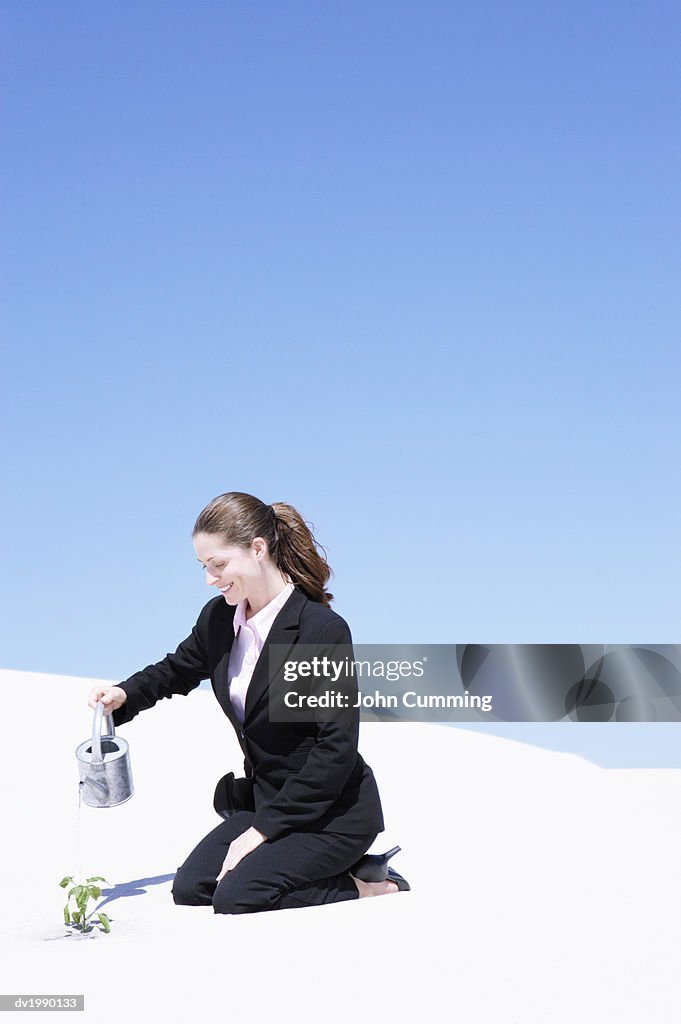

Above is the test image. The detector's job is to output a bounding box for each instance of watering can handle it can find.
[91,699,116,764]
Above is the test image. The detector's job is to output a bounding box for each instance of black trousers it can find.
[171,810,378,915]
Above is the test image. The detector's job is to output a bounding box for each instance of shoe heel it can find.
[350,844,402,882]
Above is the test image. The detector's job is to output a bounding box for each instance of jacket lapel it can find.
[210,600,242,731]
[242,586,308,727]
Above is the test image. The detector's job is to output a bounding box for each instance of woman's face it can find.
[193,532,267,606]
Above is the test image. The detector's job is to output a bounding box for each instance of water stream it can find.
[75,781,84,880]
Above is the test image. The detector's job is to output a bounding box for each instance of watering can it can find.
[75,700,134,808]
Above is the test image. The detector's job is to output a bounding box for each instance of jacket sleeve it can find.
[112,601,212,727]
[251,616,360,841]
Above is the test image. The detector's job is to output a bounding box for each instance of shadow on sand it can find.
[96,873,176,910]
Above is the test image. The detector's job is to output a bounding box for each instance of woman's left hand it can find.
[216,826,268,881]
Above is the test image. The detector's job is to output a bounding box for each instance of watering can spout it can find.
[83,776,110,799]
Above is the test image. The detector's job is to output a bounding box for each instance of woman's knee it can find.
[212,874,280,915]
[172,867,211,907]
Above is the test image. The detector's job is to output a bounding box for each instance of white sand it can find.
[2,667,680,1022]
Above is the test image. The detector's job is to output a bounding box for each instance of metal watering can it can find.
[76,700,134,808]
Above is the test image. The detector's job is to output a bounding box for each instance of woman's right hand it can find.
[88,685,128,715]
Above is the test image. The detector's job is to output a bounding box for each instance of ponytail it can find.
[270,502,333,606]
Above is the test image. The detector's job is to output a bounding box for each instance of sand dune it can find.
[2,667,680,1022]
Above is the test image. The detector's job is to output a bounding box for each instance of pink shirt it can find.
[228,580,295,724]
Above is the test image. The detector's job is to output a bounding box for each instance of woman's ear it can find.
[252,537,267,559]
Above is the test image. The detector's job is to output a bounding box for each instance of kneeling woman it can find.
[88,491,410,915]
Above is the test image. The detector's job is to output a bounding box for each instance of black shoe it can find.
[350,845,402,882]
[386,866,411,892]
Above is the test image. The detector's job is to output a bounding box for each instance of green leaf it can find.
[97,912,110,934]
[72,911,81,926]
[87,876,109,884]
[88,886,102,900]
[59,876,74,889]
[63,904,70,925]
[76,889,89,916]
[67,887,79,899]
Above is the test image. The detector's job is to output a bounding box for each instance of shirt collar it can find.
[233,580,295,641]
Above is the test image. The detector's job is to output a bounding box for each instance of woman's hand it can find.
[88,685,128,715]
[216,826,268,882]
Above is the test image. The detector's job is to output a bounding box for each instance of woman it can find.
[88,491,410,915]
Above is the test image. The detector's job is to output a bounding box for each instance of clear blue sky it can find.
[2,0,680,685]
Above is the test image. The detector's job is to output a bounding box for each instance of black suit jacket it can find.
[112,587,385,842]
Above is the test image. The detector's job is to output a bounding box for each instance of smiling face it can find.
[193,531,269,606]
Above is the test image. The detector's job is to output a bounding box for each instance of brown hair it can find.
[192,492,334,606]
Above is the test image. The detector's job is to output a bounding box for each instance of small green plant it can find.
[59,876,111,934]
